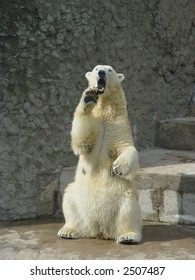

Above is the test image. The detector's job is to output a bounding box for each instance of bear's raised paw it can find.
[83,87,104,105]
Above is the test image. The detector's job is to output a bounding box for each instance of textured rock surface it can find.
[0,0,195,220]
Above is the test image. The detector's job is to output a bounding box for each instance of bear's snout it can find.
[97,70,106,93]
[98,70,106,78]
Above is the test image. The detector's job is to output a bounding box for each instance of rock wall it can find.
[0,0,194,220]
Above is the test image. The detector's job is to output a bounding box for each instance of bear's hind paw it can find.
[58,226,79,239]
[117,232,142,245]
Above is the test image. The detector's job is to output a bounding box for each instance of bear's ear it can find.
[85,72,92,81]
[118,73,125,83]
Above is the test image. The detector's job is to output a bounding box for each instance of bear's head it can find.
[85,65,125,94]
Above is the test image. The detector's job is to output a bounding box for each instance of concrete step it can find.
[59,148,195,224]
[155,117,195,150]
[136,148,195,224]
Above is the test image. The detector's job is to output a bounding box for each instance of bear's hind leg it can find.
[116,195,142,244]
[58,182,99,239]
[58,184,83,239]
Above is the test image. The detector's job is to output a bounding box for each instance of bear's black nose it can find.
[98,70,106,78]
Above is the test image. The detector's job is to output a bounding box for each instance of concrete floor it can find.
[0,219,195,260]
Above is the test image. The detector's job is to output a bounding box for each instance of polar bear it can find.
[58,65,142,244]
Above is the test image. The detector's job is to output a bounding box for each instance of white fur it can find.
[58,65,142,243]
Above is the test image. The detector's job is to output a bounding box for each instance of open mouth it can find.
[97,78,106,94]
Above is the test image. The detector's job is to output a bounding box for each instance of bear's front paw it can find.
[112,158,130,177]
[112,151,139,180]
[83,88,100,105]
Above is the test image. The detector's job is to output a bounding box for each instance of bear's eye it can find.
[95,68,98,71]
[108,69,112,72]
